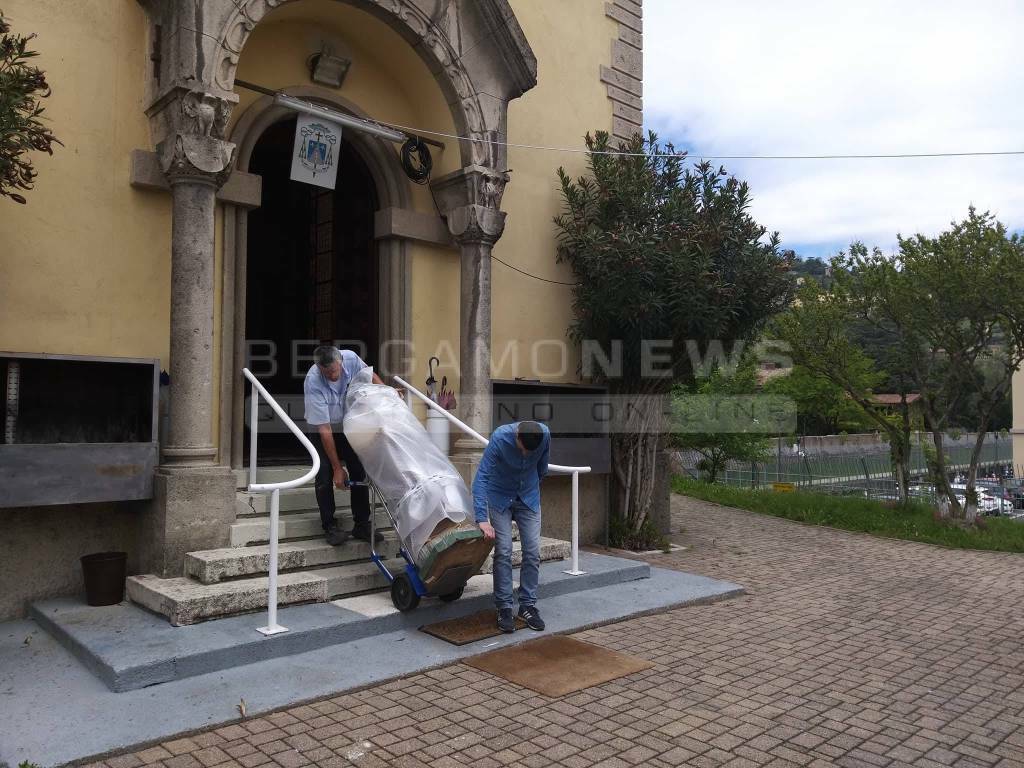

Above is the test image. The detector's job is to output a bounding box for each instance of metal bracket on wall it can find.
[4,360,18,445]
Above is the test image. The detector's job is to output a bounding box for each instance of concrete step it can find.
[189,532,564,584]
[127,571,327,627]
[128,538,569,626]
[127,559,406,626]
[229,510,391,546]
[186,535,402,584]
[236,486,349,517]
[480,536,569,574]
[319,560,399,598]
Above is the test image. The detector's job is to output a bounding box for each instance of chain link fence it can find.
[673,432,1017,508]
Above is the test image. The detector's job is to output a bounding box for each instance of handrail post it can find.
[249,386,259,489]
[257,487,288,636]
[563,471,585,575]
[242,368,320,637]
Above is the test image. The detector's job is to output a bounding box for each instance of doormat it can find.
[466,635,654,697]
[420,609,526,645]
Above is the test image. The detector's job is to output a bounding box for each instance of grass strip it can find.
[674,477,1024,553]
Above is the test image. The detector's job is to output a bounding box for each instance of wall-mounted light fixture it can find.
[308,45,351,89]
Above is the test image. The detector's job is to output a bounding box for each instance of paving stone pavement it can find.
[82,495,1024,768]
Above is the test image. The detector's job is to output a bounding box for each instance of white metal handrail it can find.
[393,375,592,575]
[243,368,321,636]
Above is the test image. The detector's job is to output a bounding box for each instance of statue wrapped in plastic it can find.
[343,368,493,592]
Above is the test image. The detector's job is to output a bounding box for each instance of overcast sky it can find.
[644,0,1024,259]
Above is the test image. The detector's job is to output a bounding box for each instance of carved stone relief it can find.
[432,0,462,55]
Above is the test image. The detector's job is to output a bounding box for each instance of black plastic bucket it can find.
[81,551,127,606]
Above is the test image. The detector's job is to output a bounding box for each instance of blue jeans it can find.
[491,497,541,610]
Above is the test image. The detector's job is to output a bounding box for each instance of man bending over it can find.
[303,345,385,546]
[473,421,550,633]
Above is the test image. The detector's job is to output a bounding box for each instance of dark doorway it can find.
[245,116,379,462]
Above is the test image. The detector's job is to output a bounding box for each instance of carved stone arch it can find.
[140,0,539,469]
[206,0,537,168]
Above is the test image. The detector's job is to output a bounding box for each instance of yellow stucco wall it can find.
[495,0,617,383]
[0,0,169,361]
[0,0,615,446]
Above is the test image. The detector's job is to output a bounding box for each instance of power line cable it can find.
[371,119,1024,160]
[491,255,579,285]
[237,80,1022,160]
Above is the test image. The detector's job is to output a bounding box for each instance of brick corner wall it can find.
[602,0,643,142]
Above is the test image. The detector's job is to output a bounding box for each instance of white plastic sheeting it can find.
[343,368,470,557]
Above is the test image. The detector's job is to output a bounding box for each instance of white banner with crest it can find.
[290,114,341,189]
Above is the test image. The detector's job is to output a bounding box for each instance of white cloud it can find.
[644,0,1024,254]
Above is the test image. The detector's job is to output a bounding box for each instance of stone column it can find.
[159,139,231,465]
[430,166,508,484]
[139,87,240,576]
[448,203,505,445]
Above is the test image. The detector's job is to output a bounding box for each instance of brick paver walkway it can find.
[85,496,1024,768]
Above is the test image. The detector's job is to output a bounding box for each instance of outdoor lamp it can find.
[309,46,350,89]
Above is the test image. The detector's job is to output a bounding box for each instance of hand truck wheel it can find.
[391,573,421,612]
[439,586,465,603]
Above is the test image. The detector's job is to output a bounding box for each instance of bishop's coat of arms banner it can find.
[290,114,341,190]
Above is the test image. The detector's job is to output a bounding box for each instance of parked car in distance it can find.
[973,481,1015,515]
[951,483,1003,514]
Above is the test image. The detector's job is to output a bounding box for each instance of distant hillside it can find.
[789,255,831,287]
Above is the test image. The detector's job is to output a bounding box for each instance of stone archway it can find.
[137,0,537,573]
[219,87,416,468]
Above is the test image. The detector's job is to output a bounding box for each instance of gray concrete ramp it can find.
[3,553,744,767]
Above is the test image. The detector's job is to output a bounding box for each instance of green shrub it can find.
[609,514,669,552]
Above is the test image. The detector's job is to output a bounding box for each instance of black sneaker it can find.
[350,522,385,544]
[497,608,516,633]
[325,523,350,546]
[518,604,545,631]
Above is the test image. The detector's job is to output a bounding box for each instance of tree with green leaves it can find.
[671,357,772,483]
[763,362,878,435]
[554,131,793,543]
[0,8,60,204]
[772,279,918,503]
[837,209,1024,522]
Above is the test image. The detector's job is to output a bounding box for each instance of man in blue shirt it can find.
[473,421,550,633]
[304,345,386,546]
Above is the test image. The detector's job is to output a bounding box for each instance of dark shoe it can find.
[497,607,516,633]
[518,604,545,631]
[325,524,350,546]
[350,521,385,544]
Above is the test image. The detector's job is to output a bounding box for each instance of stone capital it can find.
[431,164,509,211]
[147,85,238,187]
[430,164,510,245]
[147,84,238,143]
[445,204,507,246]
[157,133,236,188]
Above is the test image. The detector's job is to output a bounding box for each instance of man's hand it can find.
[479,522,496,540]
[333,465,349,489]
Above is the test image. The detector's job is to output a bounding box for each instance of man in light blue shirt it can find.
[472,421,550,633]
[304,345,385,546]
